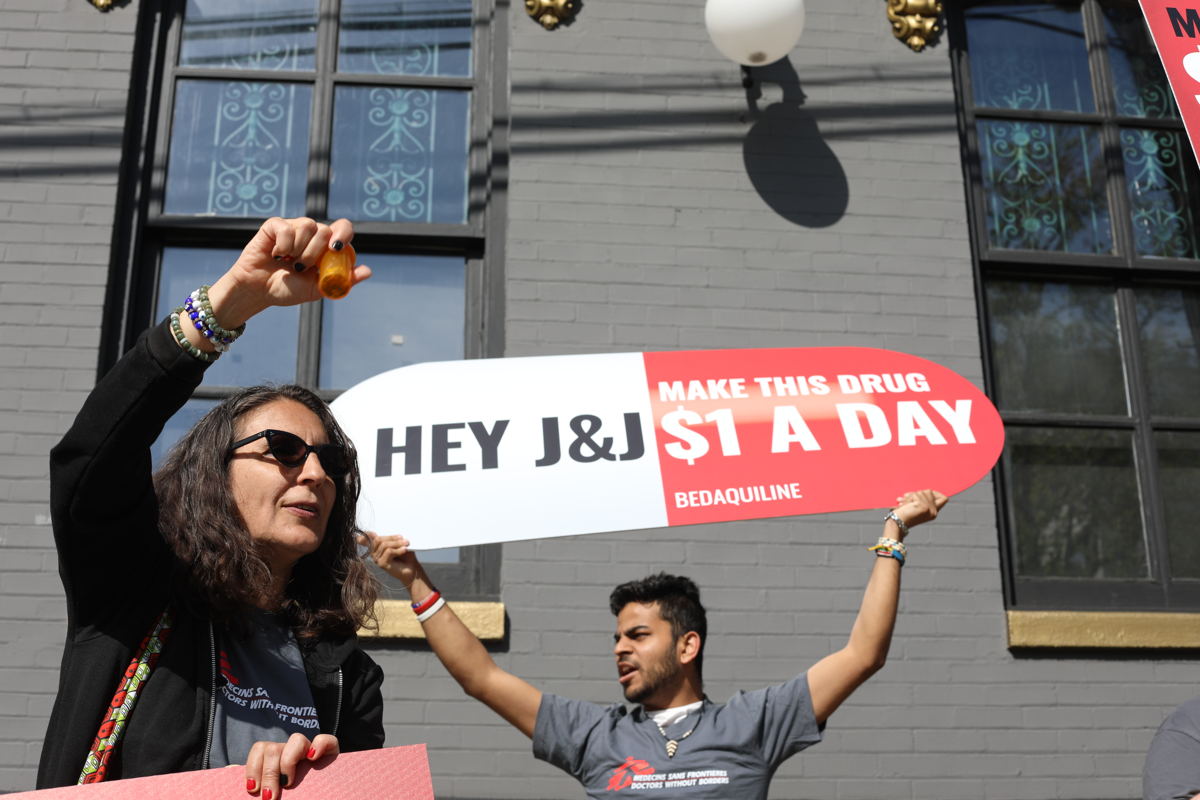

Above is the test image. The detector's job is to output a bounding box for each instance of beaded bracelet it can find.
[184,286,246,353]
[169,307,220,363]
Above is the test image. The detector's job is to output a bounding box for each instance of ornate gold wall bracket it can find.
[526,0,577,30]
[887,0,943,52]
[88,0,113,8]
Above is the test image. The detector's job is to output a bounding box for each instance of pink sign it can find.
[7,745,433,800]
[332,347,1004,550]
[1140,0,1200,168]
[645,348,1002,526]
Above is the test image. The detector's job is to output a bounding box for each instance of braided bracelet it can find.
[869,545,906,566]
[874,548,905,566]
[868,536,908,566]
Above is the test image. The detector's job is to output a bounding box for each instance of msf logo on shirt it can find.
[607,757,655,791]
[219,650,240,685]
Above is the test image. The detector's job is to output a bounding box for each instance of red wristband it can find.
[412,591,441,615]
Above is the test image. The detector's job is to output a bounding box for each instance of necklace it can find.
[652,707,702,758]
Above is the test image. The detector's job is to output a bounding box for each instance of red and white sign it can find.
[331,348,1004,550]
[7,745,433,799]
[1140,0,1200,168]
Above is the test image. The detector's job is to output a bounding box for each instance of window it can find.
[950,1,1200,611]
[103,0,507,601]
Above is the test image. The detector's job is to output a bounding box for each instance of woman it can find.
[37,218,382,799]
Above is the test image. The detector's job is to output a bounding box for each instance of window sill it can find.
[1007,610,1200,648]
[359,600,505,640]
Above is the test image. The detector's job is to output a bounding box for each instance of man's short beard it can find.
[624,653,683,704]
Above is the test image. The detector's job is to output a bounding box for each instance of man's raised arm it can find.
[806,489,947,725]
[360,532,543,737]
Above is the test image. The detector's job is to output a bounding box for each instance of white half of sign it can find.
[331,352,667,551]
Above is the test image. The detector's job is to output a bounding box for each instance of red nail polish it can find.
[263,789,272,800]
[307,747,317,759]
[247,778,256,792]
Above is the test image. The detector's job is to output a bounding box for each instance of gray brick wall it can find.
[0,0,137,792]
[0,0,1189,798]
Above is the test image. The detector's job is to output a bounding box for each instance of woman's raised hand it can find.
[205,217,372,330]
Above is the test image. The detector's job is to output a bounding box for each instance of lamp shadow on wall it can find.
[741,58,848,228]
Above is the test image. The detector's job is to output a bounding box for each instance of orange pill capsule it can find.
[317,243,356,300]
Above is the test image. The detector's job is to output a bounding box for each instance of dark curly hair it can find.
[610,573,707,679]
[154,384,377,638]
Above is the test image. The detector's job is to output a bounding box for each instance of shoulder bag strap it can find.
[77,607,174,784]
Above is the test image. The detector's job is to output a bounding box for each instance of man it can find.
[1144,697,1200,800]
[362,489,946,799]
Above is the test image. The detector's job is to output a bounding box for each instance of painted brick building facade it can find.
[1,1,1195,798]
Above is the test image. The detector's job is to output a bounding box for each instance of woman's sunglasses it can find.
[228,429,351,478]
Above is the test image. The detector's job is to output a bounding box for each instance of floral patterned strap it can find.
[77,608,174,784]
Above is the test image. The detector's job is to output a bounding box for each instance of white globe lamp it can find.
[704,0,806,66]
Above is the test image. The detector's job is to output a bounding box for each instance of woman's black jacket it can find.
[36,320,384,788]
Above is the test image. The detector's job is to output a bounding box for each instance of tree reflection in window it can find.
[1006,426,1148,579]
[1136,286,1200,417]
[1159,431,1200,578]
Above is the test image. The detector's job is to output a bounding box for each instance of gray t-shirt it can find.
[208,610,319,768]
[1144,696,1200,800]
[533,672,822,799]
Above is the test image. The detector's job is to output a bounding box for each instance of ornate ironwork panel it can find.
[978,120,1113,254]
[1121,127,1200,258]
[179,0,317,71]
[964,3,1094,112]
[328,86,470,224]
[1102,2,1178,119]
[338,0,473,77]
[165,79,312,217]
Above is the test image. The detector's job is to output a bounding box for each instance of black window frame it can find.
[949,0,1200,611]
[100,0,510,601]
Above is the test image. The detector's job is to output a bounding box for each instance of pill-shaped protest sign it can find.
[331,348,1004,550]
